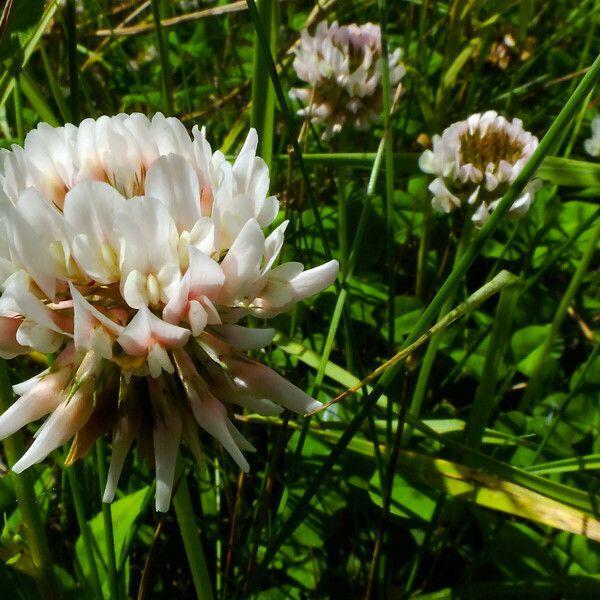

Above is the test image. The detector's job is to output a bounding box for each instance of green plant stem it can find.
[245,0,333,263]
[415,177,431,301]
[312,130,390,395]
[405,216,474,440]
[66,462,103,600]
[65,0,79,122]
[250,51,600,587]
[96,438,119,600]
[463,283,521,450]
[39,42,72,123]
[13,76,23,144]
[0,361,59,600]
[250,0,275,168]
[378,0,396,353]
[520,216,600,411]
[151,0,173,114]
[173,473,214,600]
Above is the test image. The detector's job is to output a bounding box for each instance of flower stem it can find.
[65,461,104,600]
[96,438,119,600]
[405,216,474,441]
[173,473,214,600]
[151,0,173,115]
[250,0,276,169]
[0,360,59,600]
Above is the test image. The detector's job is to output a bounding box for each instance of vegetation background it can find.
[1,0,600,598]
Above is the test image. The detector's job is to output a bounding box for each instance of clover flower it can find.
[419,111,541,226]
[584,116,600,157]
[289,20,405,139]
[0,114,338,511]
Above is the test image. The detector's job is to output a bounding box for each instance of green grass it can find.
[1,0,600,598]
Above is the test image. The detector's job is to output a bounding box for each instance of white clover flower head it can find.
[584,116,600,157]
[289,20,406,139]
[0,113,339,511]
[418,110,541,226]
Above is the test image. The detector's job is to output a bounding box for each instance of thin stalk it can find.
[378,0,397,352]
[39,42,72,123]
[13,76,23,144]
[65,0,79,122]
[96,438,119,600]
[250,0,275,168]
[245,0,333,263]
[337,153,349,273]
[249,52,600,586]
[0,361,59,600]
[405,216,474,440]
[415,177,431,301]
[66,462,103,600]
[520,215,600,410]
[310,134,387,398]
[151,0,174,114]
[463,284,521,450]
[173,474,214,600]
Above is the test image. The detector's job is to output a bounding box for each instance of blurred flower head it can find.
[419,110,541,226]
[289,20,405,139]
[584,116,600,157]
[0,113,338,511]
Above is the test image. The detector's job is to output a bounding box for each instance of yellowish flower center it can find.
[459,128,525,172]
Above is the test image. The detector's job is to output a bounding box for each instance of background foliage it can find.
[1,0,600,598]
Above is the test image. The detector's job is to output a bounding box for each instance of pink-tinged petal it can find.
[0,366,71,440]
[16,321,64,355]
[103,393,142,503]
[214,324,275,351]
[218,219,264,302]
[0,271,67,335]
[64,182,124,282]
[122,270,149,309]
[187,246,225,299]
[12,351,101,472]
[172,349,251,470]
[147,344,174,378]
[118,306,190,356]
[145,154,201,233]
[237,128,258,158]
[262,221,288,275]
[116,195,179,286]
[226,356,321,415]
[70,283,123,358]
[0,204,57,299]
[0,315,29,358]
[149,380,182,512]
[188,385,250,472]
[187,300,208,336]
[162,272,191,325]
[186,217,214,256]
[152,113,193,158]
[290,259,339,300]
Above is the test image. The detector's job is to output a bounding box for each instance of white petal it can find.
[153,396,182,512]
[0,367,71,440]
[145,154,201,233]
[226,356,321,414]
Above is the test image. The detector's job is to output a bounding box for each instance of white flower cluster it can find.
[584,116,600,157]
[0,113,338,511]
[419,110,541,226]
[290,20,405,139]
